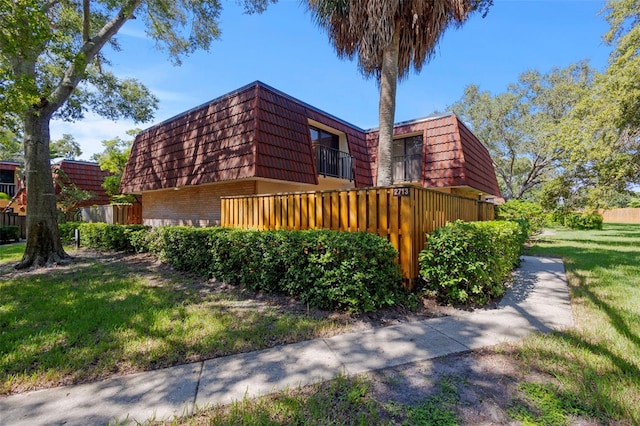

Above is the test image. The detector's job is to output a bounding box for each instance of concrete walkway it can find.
[0,256,573,426]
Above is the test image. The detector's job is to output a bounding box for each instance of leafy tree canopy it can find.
[50,134,82,160]
[451,62,594,201]
[0,127,22,162]
[545,0,640,209]
[91,129,137,202]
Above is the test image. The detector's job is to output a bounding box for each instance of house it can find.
[1,159,112,216]
[0,161,21,199]
[120,81,501,227]
[52,160,111,208]
[0,161,25,214]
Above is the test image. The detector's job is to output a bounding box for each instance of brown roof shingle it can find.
[53,160,111,206]
[121,82,500,198]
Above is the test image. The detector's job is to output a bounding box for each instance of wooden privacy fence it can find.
[1,212,26,239]
[221,186,495,286]
[80,203,142,225]
[601,208,640,224]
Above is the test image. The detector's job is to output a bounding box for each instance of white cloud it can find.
[50,115,138,161]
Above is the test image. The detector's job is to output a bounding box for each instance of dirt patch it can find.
[365,347,524,424]
[363,347,604,425]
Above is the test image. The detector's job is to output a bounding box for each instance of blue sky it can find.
[52,0,614,160]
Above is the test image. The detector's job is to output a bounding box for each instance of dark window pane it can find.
[310,128,319,144]
[392,135,423,182]
[0,170,14,183]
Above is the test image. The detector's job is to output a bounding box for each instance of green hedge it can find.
[0,226,20,243]
[561,212,603,230]
[63,223,404,313]
[68,223,150,251]
[58,222,82,243]
[145,227,403,312]
[496,200,546,234]
[418,220,528,306]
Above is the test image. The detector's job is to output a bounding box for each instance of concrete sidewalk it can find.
[0,256,573,426]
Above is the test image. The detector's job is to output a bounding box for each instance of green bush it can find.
[548,210,603,230]
[496,200,546,234]
[143,227,403,313]
[61,223,403,312]
[0,226,20,243]
[418,220,528,306]
[563,212,603,230]
[75,223,150,251]
[58,221,83,243]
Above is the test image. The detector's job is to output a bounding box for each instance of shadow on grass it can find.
[0,252,331,395]
[520,224,640,423]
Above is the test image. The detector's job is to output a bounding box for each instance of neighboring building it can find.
[0,161,26,214]
[52,160,111,207]
[120,81,501,227]
[0,161,22,199]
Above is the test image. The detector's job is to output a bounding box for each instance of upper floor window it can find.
[393,135,422,182]
[309,126,353,180]
[309,126,339,150]
[0,169,14,184]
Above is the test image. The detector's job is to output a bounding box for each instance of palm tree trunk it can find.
[376,29,400,187]
[16,110,68,269]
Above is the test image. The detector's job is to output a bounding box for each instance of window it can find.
[309,126,339,150]
[0,170,16,197]
[393,135,422,182]
[0,170,14,184]
[309,126,353,180]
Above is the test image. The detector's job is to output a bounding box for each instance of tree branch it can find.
[45,0,143,116]
[82,0,90,42]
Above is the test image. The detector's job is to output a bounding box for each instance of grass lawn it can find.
[3,223,639,425]
[512,223,640,424]
[0,248,344,395]
[0,241,25,264]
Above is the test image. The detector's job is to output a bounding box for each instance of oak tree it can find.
[0,0,269,268]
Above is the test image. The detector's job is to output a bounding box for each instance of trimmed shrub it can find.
[418,220,527,306]
[0,226,20,243]
[148,226,228,276]
[563,212,603,230]
[150,227,403,312]
[549,210,604,230]
[496,200,546,234]
[74,223,150,251]
[58,222,83,243]
[98,225,403,312]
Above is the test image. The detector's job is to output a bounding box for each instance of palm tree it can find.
[307,0,492,186]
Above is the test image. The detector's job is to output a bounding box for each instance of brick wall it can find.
[142,180,257,227]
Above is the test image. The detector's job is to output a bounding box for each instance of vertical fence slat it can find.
[378,189,388,237]
[330,192,339,230]
[339,191,348,230]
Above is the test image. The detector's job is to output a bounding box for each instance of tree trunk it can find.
[376,30,400,187]
[16,111,68,269]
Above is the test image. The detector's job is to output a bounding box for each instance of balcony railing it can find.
[0,183,16,198]
[392,154,422,183]
[314,145,354,181]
